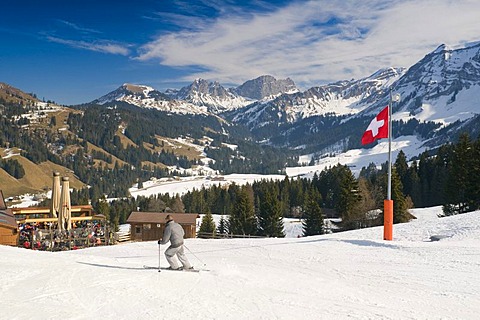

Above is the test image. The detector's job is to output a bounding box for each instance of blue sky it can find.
[1,0,480,105]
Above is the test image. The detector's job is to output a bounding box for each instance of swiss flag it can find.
[361,106,389,145]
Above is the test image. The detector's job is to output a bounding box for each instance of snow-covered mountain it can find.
[230,67,405,129]
[92,76,300,115]
[374,42,480,125]
[92,83,209,115]
[173,78,252,113]
[229,43,480,152]
[166,75,299,113]
[233,75,298,100]
[345,42,480,148]
[89,43,480,153]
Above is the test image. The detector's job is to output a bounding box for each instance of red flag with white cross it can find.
[361,106,389,145]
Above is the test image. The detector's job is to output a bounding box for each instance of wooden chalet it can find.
[127,212,199,241]
[0,191,18,246]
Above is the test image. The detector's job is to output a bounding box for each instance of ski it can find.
[143,265,160,270]
[143,265,202,272]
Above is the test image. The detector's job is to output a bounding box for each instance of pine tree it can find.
[95,197,110,222]
[395,150,409,195]
[228,187,257,235]
[404,161,421,206]
[257,186,285,237]
[444,134,472,214]
[217,216,228,235]
[429,144,451,206]
[391,168,411,223]
[198,211,216,238]
[335,165,362,230]
[469,137,480,211]
[289,178,304,208]
[302,188,324,236]
[418,152,437,207]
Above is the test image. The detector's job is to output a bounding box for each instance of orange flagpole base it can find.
[384,200,393,240]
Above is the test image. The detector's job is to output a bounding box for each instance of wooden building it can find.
[127,212,199,242]
[0,191,18,246]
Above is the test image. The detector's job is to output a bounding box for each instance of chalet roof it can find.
[0,209,17,229]
[127,212,199,225]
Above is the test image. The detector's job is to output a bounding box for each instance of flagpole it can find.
[384,89,399,241]
[387,89,393,201]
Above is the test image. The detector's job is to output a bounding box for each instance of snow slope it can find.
[1,207,479,320]
[288,135,425,178]
[130,174,285,197]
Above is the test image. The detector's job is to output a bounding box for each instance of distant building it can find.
[127,212,199,241]
[0,190,18,246]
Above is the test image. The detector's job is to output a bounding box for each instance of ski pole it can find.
[158,242,161,272]
[184,244,206,267]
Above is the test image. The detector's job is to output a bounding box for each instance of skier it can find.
[158,214,193,270]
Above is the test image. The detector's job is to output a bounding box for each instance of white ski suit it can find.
[160,219,192,269]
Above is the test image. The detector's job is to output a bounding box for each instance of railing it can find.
[196,232,266,239]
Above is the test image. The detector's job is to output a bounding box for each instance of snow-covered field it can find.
[2,206,480,319]
[129,173,285,197]
[287,135,425,178]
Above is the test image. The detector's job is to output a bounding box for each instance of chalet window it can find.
[143,224,151,230]
[135,226,141,234]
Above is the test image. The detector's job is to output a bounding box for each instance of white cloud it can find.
[57,20,102,34]
[47,36,131,56]
[136,0,480,87]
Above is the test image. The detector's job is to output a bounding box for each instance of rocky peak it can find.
[177,79,230,99]
[234,75,298,100]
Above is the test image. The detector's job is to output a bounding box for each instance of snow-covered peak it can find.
[122,83,155,96]
[432,44,449,54]
[175,79,252,113]
[377,41,480,126]
[230,67,405,129]
[234,75,298,100]
[92,84,209,115]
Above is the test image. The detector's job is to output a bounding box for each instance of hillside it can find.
[0,168,35,198]
[1,206,479,319]
[0,82,40,105]
[0,148,84,197]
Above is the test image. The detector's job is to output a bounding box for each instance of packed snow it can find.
[1,206,480,319]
